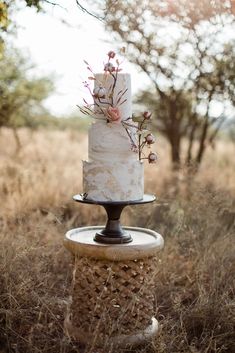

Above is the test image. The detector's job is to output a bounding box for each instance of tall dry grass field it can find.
[0,128,234,353]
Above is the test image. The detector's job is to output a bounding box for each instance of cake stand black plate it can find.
[72,194,156,244]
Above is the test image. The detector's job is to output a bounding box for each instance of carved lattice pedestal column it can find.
[64,226,164,350]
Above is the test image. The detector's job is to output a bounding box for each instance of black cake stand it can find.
[73,194,156,244]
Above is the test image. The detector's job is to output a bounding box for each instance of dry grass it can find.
[0,128,234,353]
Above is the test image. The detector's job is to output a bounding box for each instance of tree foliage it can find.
[103,0,235,169]
[0,47,54,132]
[0,0,99,33]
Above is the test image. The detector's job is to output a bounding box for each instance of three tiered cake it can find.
[79,51,157,202]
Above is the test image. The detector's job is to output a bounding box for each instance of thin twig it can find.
[75,0,104,21]
[43,0,66,10]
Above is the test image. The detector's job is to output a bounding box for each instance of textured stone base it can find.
[64,256,158,349]
[64,227,164,350]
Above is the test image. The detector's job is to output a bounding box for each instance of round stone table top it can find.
[64,226,164,261]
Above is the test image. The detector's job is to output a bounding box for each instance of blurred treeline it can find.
[1,0,235,169]
[0,0,90,143]
[0,44,88,141]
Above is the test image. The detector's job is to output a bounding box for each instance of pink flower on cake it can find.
[145,133,155,145]
[107,106,122,123]
[108,50,116,59]
[143,111,152,120]
[148,152,157,163]
[93,86,106,98]
[104,62,115,72]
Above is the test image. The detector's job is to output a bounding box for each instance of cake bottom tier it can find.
[83,160,144,202]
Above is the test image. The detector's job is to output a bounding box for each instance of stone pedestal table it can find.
[64,226,164,350]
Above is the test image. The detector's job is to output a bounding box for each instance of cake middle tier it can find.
[83,159,144,202]
[88,120,137,162]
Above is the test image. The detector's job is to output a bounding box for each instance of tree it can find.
[102,0,235,169]
[0,46,54,148]
[0,0,101,58]
[0,0,101,32]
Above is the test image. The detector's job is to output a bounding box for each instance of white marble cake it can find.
[83,72,144,202]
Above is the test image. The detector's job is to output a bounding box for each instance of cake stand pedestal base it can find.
[64,226,164,350]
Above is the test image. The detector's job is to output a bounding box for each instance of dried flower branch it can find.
[78,51,157,163]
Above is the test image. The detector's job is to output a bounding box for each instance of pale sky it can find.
[13,1,148,116]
